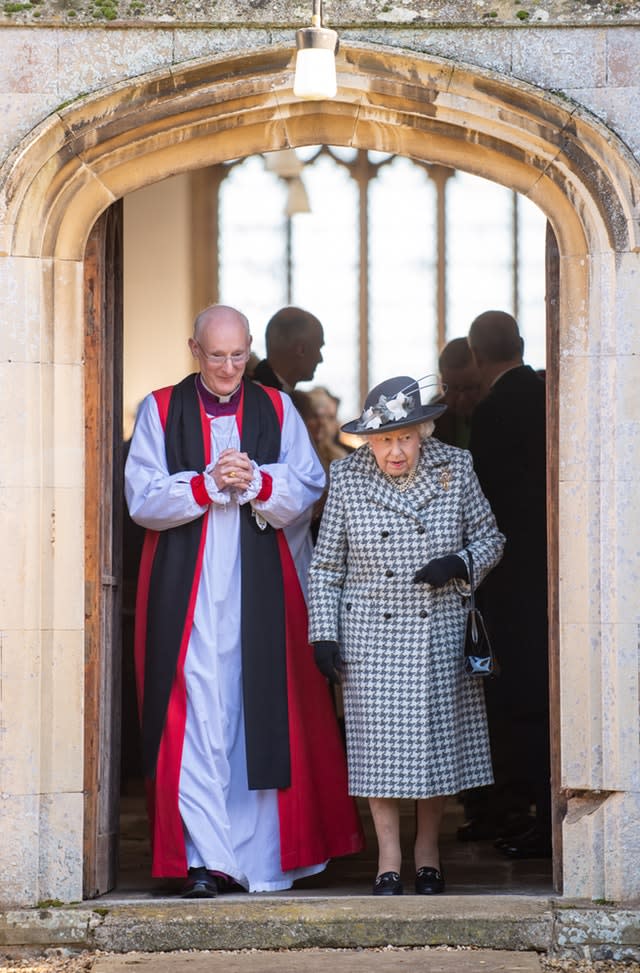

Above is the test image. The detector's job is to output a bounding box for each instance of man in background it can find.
[466,309,550,859]
[253,306,324,392]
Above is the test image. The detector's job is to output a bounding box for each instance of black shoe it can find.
[372,871,403,896]
[181,866,219,898]
[415,866,445,895]
[493,814,537,849]
[498,827,552,860]
[457,818,499,842]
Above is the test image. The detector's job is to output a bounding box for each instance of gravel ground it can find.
[1,951,640,972]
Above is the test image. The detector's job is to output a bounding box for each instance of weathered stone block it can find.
[564,86,640,163]
[554,905,640,961]
[512,27,606,89]
[0,795,40,909]
[0,255,43,364]
[57,29,174,100]
[606,26,640,86]
[0,29,58,95]
[37,793,84,905]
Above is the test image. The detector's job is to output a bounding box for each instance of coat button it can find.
[345,603,352,611]
[383,612,392,620]
[385,569,394,577]
[417,526,426,534]
[381,530,390,538]
[419,610,428,618]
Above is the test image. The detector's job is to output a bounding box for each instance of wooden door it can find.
[545,219,562,893]
[83,200,124,897]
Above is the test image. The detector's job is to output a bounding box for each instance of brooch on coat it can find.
[439,467,452,491]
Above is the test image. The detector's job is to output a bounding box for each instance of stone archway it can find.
[2,42,639,905]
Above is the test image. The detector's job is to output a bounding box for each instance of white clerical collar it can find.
[199,374,241,403]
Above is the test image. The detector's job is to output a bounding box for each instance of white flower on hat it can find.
[360,408,383,430]
[358,391,414,431]
[384,391,414,419]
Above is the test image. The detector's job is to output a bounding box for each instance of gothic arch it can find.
[2,42,639,902]
[2,43,638,261]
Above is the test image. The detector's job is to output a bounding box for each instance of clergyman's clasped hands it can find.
[211,447,254,490]
[203,447,262,501]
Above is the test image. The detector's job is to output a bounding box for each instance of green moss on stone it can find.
[92,0,118,17]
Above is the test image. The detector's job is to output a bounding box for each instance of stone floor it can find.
[115,785,553,899]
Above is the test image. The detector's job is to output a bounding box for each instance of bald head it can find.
[468,310,523,364]
[193,304,250,342]
[467,310,524,394]
[189,304,253,397]
[264,305,324,387]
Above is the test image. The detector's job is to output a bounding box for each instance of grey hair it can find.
[364,419,436,443]
[193,304,251,340]
[416,420,435,441]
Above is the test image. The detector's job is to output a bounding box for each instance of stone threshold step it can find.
[2,896,639,961]
[2,895,553,953]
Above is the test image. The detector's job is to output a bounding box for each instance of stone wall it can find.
[0,8,639,908]
[1,0,640,25]
[1,19,640,166]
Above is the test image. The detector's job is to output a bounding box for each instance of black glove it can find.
[412,554,468,587]
[313,640,344,685]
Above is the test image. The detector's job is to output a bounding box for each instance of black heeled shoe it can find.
[415,866,445,895]
[372,871,403,895]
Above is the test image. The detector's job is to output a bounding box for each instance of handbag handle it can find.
[466,549,476,604]
[466,549,478,644]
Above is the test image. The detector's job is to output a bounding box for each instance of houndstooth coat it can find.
[308,436,505,798]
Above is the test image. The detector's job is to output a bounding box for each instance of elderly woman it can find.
[308,375,504,896]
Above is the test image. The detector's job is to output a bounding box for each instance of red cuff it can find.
[256,471,273,502]
[190,473,212,506]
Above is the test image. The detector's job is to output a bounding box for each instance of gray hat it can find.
[341,375,447,435]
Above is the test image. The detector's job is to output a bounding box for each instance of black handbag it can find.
[463,550,498,677]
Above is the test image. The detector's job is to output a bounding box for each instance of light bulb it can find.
[294,47,337,100]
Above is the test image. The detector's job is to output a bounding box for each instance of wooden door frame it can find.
[545,220,562,893]
[83,200,124,898]
[80,198,564,898]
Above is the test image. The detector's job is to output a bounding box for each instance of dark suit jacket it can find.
[433,408,471,449]
[252,359,283,390]
[468,365,548,713]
